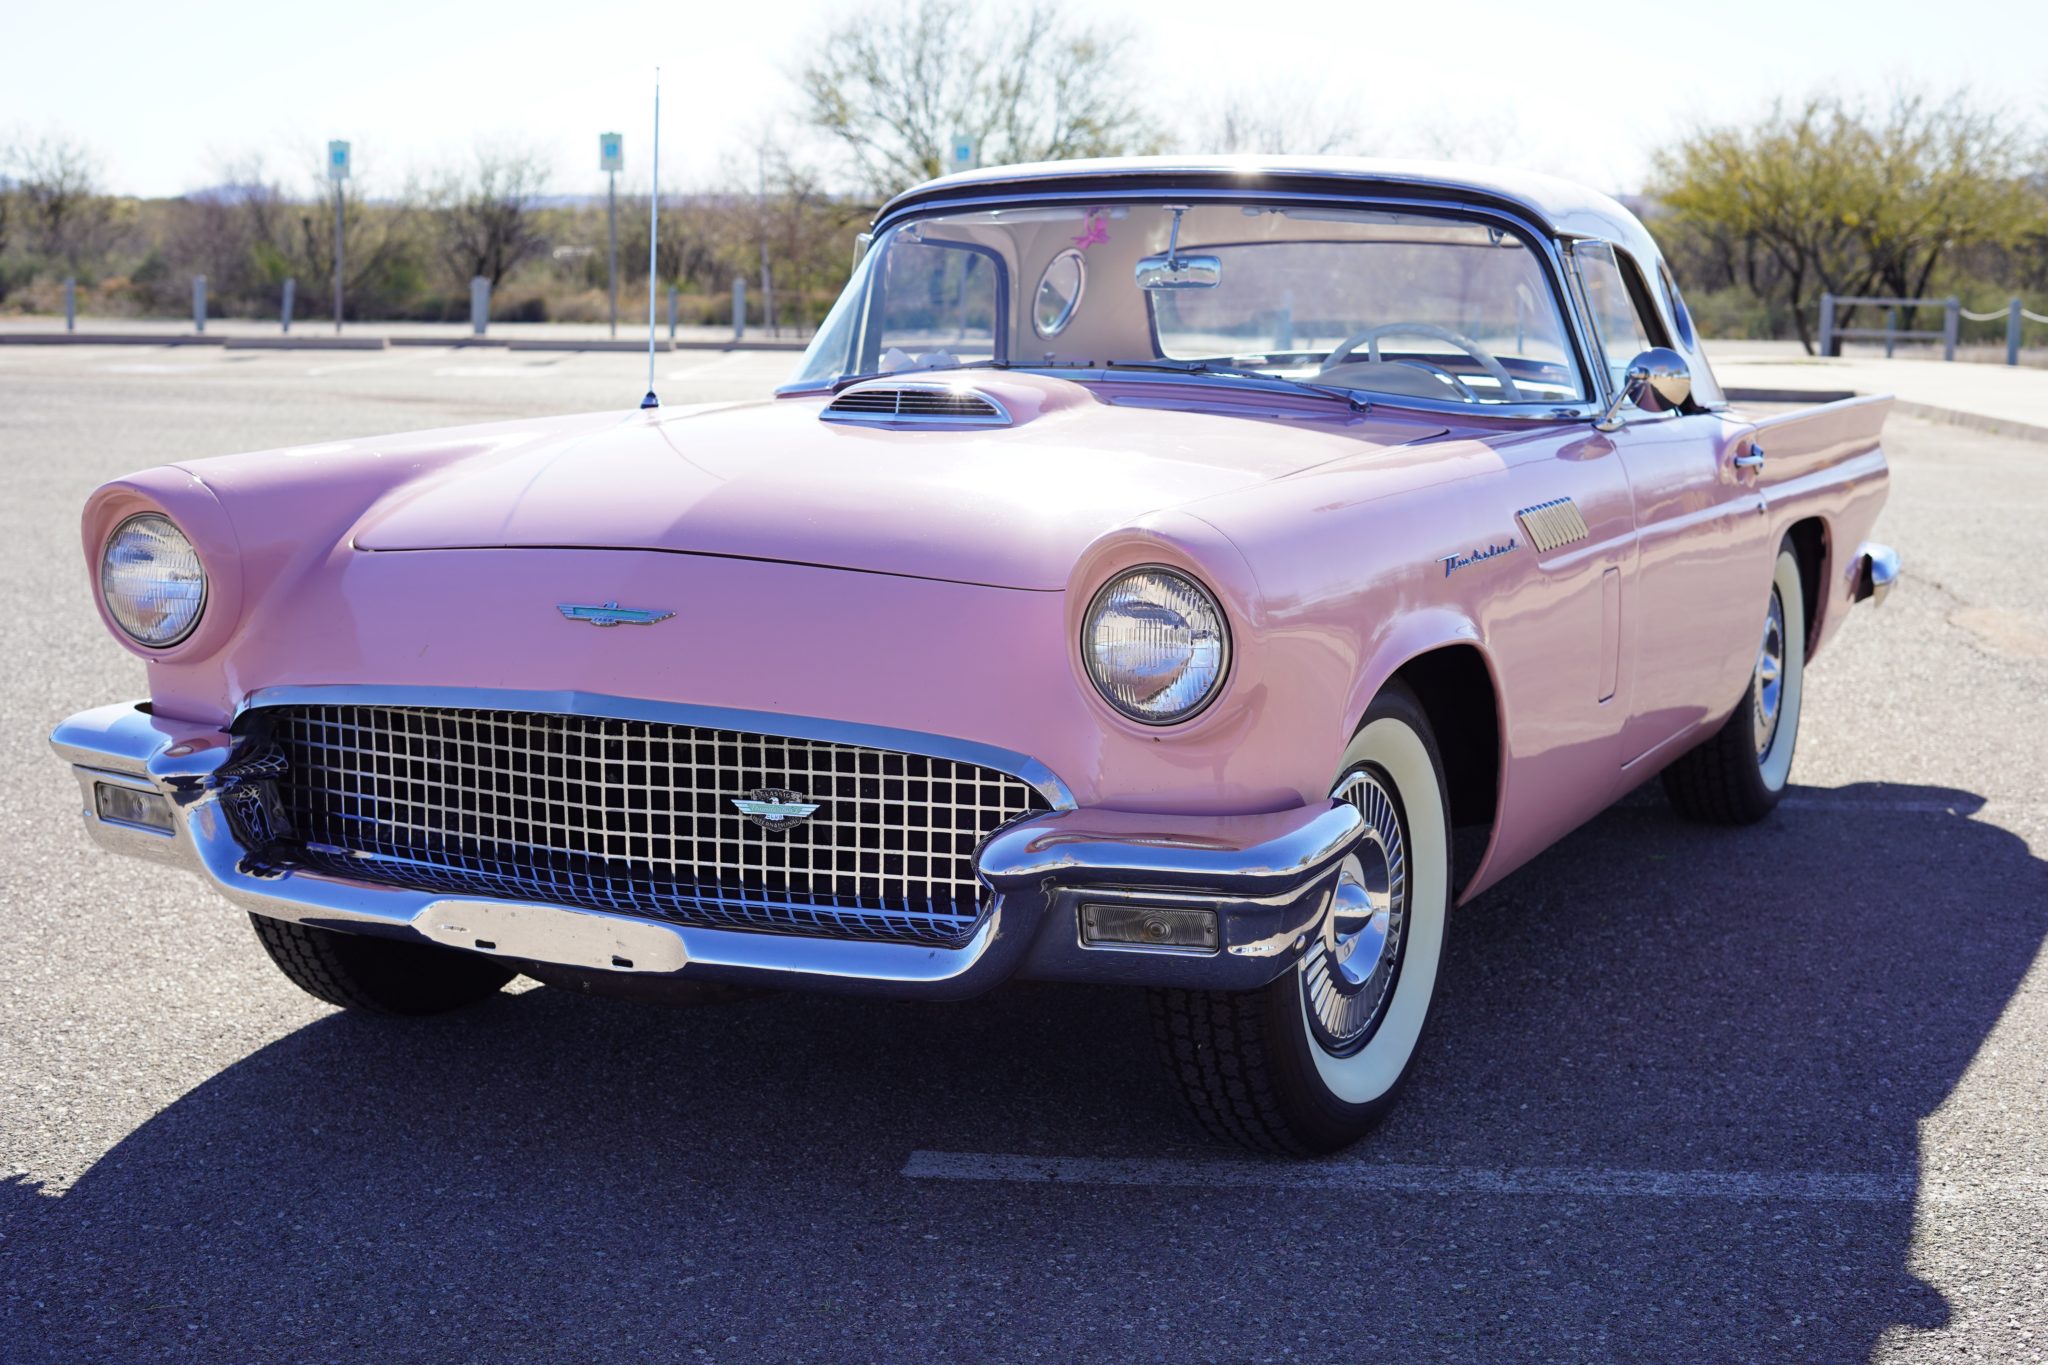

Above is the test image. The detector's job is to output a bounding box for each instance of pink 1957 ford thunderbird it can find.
[53,158,1897,1152]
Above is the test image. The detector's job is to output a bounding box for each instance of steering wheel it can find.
[1321,322,1524,402]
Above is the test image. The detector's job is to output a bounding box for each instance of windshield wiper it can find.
[1095,360,1371,412]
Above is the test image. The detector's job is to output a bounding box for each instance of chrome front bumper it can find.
[51,702,1361,999]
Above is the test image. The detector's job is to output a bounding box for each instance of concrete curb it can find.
[679,339,808,352]
[388,337,509,349]
[223,336,388,351]
[1725,386,2048,446]
[0,330,809,353]
[505,339,676,352]
[1891,399,2048,447]
[0,332,225,346]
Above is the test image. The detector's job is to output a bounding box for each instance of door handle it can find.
[1733,445,1765,470]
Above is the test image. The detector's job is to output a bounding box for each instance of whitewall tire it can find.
[1663,540,1806,824]
[1151,682,1451,1153]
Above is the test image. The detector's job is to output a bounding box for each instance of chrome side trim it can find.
[233,684,1077,812]
[1854,542,1900,607]
[1516,497,1591,552]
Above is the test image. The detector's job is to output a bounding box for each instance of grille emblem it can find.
[557,601,675,627]
[733,788,822,831]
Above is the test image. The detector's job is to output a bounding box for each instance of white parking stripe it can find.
[902,1151,2048,1205]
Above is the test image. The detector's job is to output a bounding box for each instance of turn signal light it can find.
[1079,903,1218,952]
[95,782,174,833]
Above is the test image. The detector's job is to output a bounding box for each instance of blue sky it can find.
[9,0,2044,199]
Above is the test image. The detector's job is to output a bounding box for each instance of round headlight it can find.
[1083,566,1230,724]
[100,512,206,647]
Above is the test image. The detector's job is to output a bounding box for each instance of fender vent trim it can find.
[1516,497,1591,552]
[822,381,1011,427]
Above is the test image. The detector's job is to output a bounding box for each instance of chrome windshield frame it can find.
[781,186,1609,422]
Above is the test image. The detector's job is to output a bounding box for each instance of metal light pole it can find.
[327,141,350,333]
[607,172,618,338]
[601,132,623,340]
[332,188,344,333]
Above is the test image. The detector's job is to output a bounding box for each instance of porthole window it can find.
[1033,249,1086,338]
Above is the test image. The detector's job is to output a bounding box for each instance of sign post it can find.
[949,134,977,175]
[327,140,351,333]
[600,132,623,339]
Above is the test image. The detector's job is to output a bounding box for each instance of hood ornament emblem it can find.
[733,789,822,832]
[557,601,675,627]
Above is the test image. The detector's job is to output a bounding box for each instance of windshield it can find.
[787,201,1589,406]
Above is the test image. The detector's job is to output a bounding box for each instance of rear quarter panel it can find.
[1746,395,1893,661]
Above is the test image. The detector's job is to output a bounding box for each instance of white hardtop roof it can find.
[880,155,1660,260]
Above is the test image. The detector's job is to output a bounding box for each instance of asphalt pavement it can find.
[2,343,2045,1362]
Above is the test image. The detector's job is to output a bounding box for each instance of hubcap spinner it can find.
[1303,767,1409,1055]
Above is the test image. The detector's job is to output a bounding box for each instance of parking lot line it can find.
[902,1152,2048,1205]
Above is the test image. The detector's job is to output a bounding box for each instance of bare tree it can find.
[431,148,550,289]
[289,158,422,322]
[1196,87,1361,156]
[798,0,1159,197]
[0,144,14,262]
[14,133,114,268]
[619,187,721,291]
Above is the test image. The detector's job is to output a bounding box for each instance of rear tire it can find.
[250,914,515,1015]
[1662,540,1806,825]
[1150,682,1451,1154]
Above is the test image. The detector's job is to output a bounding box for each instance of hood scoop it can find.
[821,379,1013,427]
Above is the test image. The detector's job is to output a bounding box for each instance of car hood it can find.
[351,375,1447,589]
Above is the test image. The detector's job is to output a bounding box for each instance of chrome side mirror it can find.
[1593,347,1691,431]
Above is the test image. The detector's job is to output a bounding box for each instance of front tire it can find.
[1662,540,1806,825]
[1151,682,1451,1154]
[250,914,515,1015]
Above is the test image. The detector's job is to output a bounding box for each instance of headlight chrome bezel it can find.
[99,511,208,649]
[1082,564,1233,727]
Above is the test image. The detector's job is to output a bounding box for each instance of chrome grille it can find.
[262,704,1049,945]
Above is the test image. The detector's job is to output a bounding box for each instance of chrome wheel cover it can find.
[1753,587,1786,761]
[1302,767,1409,1056]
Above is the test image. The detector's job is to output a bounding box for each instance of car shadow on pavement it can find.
[3,781,2043,1361]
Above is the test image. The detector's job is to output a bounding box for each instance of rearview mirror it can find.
[1594,346,1690,431]
[1135,253,1221,290]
